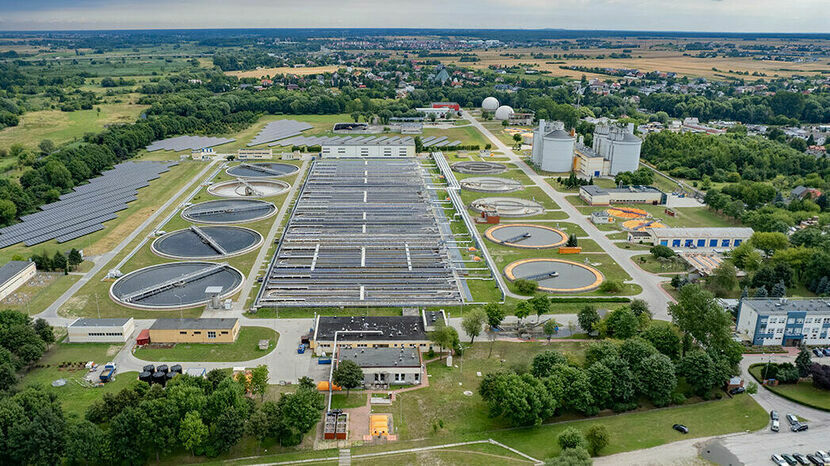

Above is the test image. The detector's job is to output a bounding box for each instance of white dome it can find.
[494,105,514,121]
[482,97,499,111]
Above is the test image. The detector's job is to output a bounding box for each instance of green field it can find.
[630,253,690,274]
[330,392,368,409]
[133,327,278,362]
[749,364,830,411]
[16,341,135,417]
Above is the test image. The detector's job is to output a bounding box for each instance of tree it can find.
[64,420,106,465]
[461,308,486,344]
[796,347,812,378]
[514,301,532,326]
[751,231,790,256]
[179,411,208,456]
[577,305,600,333]
[277,388,324,446]
[251,365,269,401]
[707,262,738,297]
[530,350,567,378]
[679,351,719,397]
[587,362,613,410]
[650,244,675,259]
[0,199,15,225]
[139,398,179,462]
[479,372,556,426]
[210,408,246,455]
[770,280,787,298]
[585,424,610,455]
[543,319,559,342]
[567,234,578,247]
[108,407,147,464]
[642,322,681,359]
[428,320,459,359]
[638,353,677,407]
[528,294,550,322]
[546,446,592,466]
[557,427,586,450]
[484,302,506,329]
[67,248,83,267]
[33,318,54,344]
[667,284,733,354]
[332,360,363,396]
[629,299,651,317]
[514,279,538,295]
[246,408,270,454]
[603,307,639,339]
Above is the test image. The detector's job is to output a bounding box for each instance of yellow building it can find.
[148,318,240,344]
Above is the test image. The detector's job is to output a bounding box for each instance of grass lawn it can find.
[749,364,830,411]
[133,327,278,362]
[1,273,80,315]
[330,392,367,409]
[630,254,690,274]
[567,196,738,229]
[17,341,134,418]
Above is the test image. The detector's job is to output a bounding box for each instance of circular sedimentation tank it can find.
[152,226,263,259]
[621,219,666,232]
[181,199,276,224]
[226,162,299,178]
[484,224,567,249]
[110,262,244,309]
[469,197,545,217]
[504,258,604,293]
[451,161,507,175]
[207,179,290,198]
[460,176,522,193]
[606,206,649,219]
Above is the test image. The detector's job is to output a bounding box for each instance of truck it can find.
[99,368,116,382]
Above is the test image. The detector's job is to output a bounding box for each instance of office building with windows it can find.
[148,318,240,344]
[646,227,753,250]
[736,298,830,346]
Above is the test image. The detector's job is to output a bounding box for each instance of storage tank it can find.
[156,364,169,374]
[482,97,499,112]
[170,364,183,374]
[494,105,514,121]
[152,371,167,386]
[142,364,155,373]
[538,129,575,173]
[138,371,152,383]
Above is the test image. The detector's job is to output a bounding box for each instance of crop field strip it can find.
[0,161,176,248]
[256,158,462,307]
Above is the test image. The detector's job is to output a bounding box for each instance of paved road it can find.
[35,159,220,325]
[463,111,674,319]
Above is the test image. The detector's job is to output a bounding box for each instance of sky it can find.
[0,0,827,33]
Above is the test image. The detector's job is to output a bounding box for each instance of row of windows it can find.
[660,238,743,248]
[372,373,421,382]
[85,332,123,337]
[177,330,229,337]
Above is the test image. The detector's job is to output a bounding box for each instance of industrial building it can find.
[508,112,535,126]
[579,185,666,206]
[310,310,447,354]
[0,261,36,301]
[236,149,273,160]
[531,120,642,177]
[736,298,830,346]
[432,102,461,111]
[148,318,240,344]
[646,227,754,250]
[337,347,423,387]
[67,317,135,343]
[320,138,416,158]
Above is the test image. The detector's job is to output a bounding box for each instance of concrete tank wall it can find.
[538,136,575,173]
[608,140,642,175]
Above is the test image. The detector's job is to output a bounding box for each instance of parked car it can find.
[787,414,799,425]
[772,455,788,466]
[794,453,810,465]
[791,422,809,432]
[823,348,830,356]
[729,386,746,395]
[781,453,798,465]
[806,454,824,465]
[771,419,780,432]
[672,424,689,434]
[771,410,779,420]
[813,348,824,357]
[816,451,830,462]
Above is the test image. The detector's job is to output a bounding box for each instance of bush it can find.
[557,427,586,450]
[746,381,758,394]
[650,244,675,259]
[599,280,624,293]
[514,279,539,295]
[585,424,609,455]
[671,392,687,405]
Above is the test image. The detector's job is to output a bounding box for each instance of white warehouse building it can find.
[321,138,416,158]
[531,120,642,177]
[736,298,830,347]
[67,317,135,343]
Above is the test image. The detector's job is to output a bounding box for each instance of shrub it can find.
[557,427,586,450]
[514,279,539,295]
[599,280,624,293]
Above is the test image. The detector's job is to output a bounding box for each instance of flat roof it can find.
[743,298,830,315]
[150,318,239,331]
[649,227,754,239]
[581,185,663,196]
[315,316,427,341]
[339,347,421,368]
[70,317,133,328]
[0,261,32,286]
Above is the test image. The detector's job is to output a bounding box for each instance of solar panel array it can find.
[271,134,460,148]
[146,136,235,152]
[0,161,176,248]
[256,158,461,307]
[247,120,313,147]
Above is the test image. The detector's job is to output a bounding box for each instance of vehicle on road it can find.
[791,422,808,432]
[771,419,779,432]
[672,424,688,434]
[770,410,779,420]
[786,414,798,425]
[729,386,746,395]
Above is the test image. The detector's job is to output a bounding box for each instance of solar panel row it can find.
[269,135,417,147]
[146,135,235,152]
[0,161,176,249]
[247,120,313,147]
